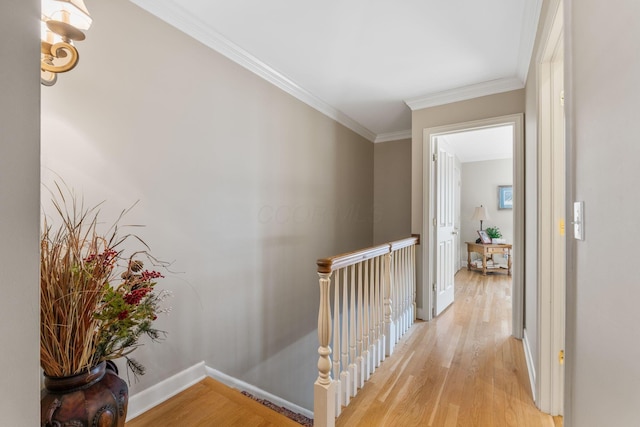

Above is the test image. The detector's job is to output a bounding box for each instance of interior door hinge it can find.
[560,90,565,107]
[432,282,436,292]
[559,350,565,365]
[433,153,437,162]
[433,218,437,227]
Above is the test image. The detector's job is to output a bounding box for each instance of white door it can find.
[434,137,456,316]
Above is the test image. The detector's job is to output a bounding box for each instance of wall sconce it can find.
[471,205,490,231]
[41,0,92,86]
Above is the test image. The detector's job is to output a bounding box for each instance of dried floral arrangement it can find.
[40,185,171,379]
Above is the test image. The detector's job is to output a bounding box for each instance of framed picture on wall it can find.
[498,185,513,210]
[477,230,492,244]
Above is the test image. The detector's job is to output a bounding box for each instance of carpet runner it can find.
[240,391,313,427]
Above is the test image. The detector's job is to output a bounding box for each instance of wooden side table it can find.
[465,242,512,276]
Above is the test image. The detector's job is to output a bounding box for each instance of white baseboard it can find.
[205,366,314,420]
[127,361,207,420]
[126,362,313,421]
[522,329,537,402]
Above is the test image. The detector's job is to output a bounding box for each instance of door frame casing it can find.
[421,114,525,340]
[536,0,565,415]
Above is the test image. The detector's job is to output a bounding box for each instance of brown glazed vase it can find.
[41,361,128,427]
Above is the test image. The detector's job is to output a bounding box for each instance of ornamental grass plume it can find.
[40,184,170,379]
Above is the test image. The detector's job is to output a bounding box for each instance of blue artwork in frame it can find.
[498,185,513,210]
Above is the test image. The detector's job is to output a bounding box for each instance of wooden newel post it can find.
[314,272,336,427]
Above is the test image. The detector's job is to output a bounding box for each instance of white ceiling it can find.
[130,0,541,142]
[440,125,513,163]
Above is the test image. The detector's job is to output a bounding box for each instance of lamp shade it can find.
[470,205,490,222]
[42,0,93,30]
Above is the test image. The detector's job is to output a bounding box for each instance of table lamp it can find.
[471,205,490,230]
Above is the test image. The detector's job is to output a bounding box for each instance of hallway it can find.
[125,269,562,426]
[336,269,562,426]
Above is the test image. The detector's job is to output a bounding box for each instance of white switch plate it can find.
[573,201,584,240]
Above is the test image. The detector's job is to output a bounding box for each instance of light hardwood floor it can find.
[126,269,562,427]
[125,377,302,427]
[336,269,562,427]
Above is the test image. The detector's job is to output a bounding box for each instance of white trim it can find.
[535,0,564,65]
[422,129,434,321]
[206,366,315,420]
[404,77,524,111]
[517,0,544,83]
[126,362,314,421]
[536,0,565,416]
[127,361,207,420]
[416,308,427,320]
[523,329,537,402]
[421,114,524,338]
[128,0,377,142]
[374,130,412,143]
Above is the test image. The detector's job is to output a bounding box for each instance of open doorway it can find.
[421,114,525,338]
[429,127,514,317]
[441,126,514,273]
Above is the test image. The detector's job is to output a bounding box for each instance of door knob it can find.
[452,231,459,235]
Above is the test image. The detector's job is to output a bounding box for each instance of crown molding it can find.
[404,77,525,111]
[129,0,377,142]
[374,129,412,143]
[517,0,543,82]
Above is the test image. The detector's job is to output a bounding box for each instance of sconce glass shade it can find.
[42,0,93,31]
[470,206,490,222]
[41,0,91,86]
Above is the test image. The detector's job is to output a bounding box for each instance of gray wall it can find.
[373,139,412,244]
[460,159,513,264]
[0,0,40,424]
[566,0,640,425]
[41,0,373,411]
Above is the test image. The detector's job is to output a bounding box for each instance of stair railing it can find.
[313,235,419,427]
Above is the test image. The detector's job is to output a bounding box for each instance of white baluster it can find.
[369,258,376,374]
[397,248,402,335]
[398,249,407,336]
[394,250,401,341]
[374,257,382,368]
[403,248,409,334]
[332,270,341,416]
[378,256,385,364]
[349,265,357,397]
[356,262,365,389]
[411,245,417,325]
[406,247,412,331]
[340,268,350,407]
[315,272,336,427]
[407,248,412,331]
[383,252,394,357]
[362,260,371,381]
